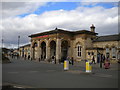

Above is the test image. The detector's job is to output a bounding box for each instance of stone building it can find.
[19,44,30,59]
[28,25,120,63]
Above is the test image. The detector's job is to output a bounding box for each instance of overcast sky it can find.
[0,0,119,48]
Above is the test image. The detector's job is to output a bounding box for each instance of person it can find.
[71,57,74,65]
[102,55,105,63]
[92,56,96,64]
[100,54,103,68]
[28,55,30,60]
[25,54,26,60]
[52,56,55,63]
[104,58,110,69]
[67,56,71,64]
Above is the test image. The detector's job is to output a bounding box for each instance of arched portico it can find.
[50,40,56,61]
[61,40,69,62]
[41,41,46,61]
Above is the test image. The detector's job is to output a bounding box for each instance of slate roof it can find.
[93,34,120,42]
[29,28,97,38]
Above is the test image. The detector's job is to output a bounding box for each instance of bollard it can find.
[86,61,92,73]
[64,60,69,71]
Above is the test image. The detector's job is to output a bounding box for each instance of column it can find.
[30,42,33,60]
[46,39,50,62]
[56,38,61,63]
[37,40,40,61]
[68,40,72,58]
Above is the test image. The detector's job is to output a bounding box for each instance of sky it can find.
[0,0,119,49]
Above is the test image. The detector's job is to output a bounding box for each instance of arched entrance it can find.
[41,41,46,61]
[61,40,68,62]
[32,42,37,60]
[50,40,56,62]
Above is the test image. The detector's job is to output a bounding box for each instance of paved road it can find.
[2,58,119,88]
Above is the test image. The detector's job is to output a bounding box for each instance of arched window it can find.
[77,45,82,57]
[112,47,116,58]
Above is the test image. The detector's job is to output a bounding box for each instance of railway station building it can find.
[27,25,120,63]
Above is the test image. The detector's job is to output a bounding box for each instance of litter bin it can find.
[64,60,69,71]
[86,61,92,73]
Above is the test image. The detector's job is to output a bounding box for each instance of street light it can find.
[18,36,20,58]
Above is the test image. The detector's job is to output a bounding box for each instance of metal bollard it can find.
[86,61,92,73]
[64,60,69,71]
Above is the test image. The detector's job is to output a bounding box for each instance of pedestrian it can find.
[39,58,40,62]
[54,56,56,64]
[104,58,110,69]
[52,56,55,63]
[71,57,74,65]
[28,55,30,60]
[99,54,103,68]
[102,55,105,63]
[92,56,96,64]
[25,54,26,60]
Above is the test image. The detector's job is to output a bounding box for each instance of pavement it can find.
[2,58,119,88]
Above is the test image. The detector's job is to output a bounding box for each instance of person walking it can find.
[92,56,96,64]
[71,57,74,65]
[104,58,110,69]
[100,54,103,68]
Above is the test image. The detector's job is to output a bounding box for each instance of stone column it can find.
[37,40,40,61]
[30,42,33,60]
[56,38,61,63]
[68,40,72,59]
[46,39,50,62]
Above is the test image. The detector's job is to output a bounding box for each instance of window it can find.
[112,47,116,58]
[91,52,94,55]
[106,47,109,58]
[88,52,90,55]
[77,45,82,57]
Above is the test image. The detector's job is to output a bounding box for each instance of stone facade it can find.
[19,44,30,59]
[19,25,120,63]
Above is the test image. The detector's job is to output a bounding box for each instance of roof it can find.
[93,34,120,42]
[29,28,97,38]
[19,44,30,48]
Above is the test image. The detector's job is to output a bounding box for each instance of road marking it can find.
[8,72,19,74]
[46,70,56,72]
[93,73,112,78]
[28,71,39,73]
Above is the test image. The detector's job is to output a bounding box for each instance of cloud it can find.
[1,2,118,48]
[1,2,47,18]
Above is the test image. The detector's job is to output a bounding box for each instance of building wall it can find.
[93,41,119,60]
[29,32,119,63]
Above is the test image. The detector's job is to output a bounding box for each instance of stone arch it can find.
[41,41,46,61]
[75,41,82,47]
[61,40,69,62]
[50,40,56,62]
[39,40,46,47]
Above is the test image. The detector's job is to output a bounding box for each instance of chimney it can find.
[90,24,95,32]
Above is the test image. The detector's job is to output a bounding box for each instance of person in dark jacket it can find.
[92,56,96,64]
[71,57,74,65]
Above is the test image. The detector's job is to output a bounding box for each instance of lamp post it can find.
[2,39,3,48]
[18,36,20,58]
